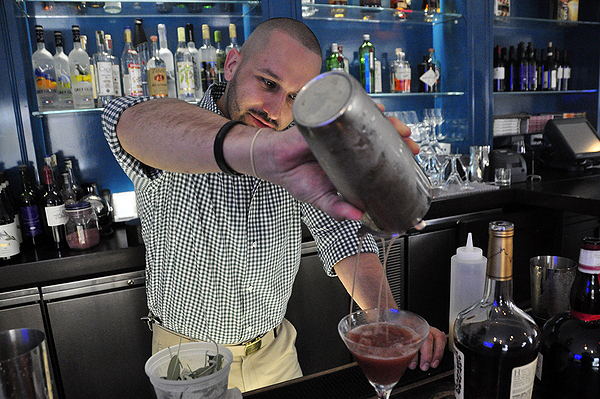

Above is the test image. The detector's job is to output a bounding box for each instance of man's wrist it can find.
[214,120,244,176]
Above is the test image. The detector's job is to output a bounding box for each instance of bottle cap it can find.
[363,34,370,40]
[456,232,484,261]
[331,43,338,52]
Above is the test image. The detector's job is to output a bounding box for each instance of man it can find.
[102,18,445,392]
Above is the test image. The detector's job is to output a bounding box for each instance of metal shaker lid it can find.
[293,71,353,128]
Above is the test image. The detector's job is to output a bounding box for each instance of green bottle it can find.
[359,34,375,93]
[326,43,343,72]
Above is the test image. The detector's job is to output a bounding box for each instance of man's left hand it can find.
[409,326,447,371]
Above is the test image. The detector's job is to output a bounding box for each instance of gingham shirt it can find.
[102,83,378,344]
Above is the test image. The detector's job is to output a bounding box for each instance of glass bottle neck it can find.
[482,275,514,306]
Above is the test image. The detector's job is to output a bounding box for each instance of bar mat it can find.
[433,182,500,199]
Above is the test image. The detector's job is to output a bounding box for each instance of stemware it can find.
[431,108,445,140]
[338,308,430,399]
[442,153,472,191]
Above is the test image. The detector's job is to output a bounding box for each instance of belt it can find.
[142,314,276,356]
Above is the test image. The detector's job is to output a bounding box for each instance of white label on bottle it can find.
[96,61,115,95]
[399,67,411,80]
[374,60,382,93]
[420,68,438,87]
[0,221,20,257]
[45,204,67,227]
[112,64,122,96]
[550,70,557,90]
[454,347,465,399]
[564,67,571,79]
[177,61,195,95]
[493,67,505,79]
[535,352,543,381]
[579,248,600,273]
[509,357,537,398]
[126,63,143,96]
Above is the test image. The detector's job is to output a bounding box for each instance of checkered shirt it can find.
[102,83,378,344]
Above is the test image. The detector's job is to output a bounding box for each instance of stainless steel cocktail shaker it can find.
[293,71,432,237]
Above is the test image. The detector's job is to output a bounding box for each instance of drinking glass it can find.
[338,308,430,399]
[442,153,472,191]
[431,108,445,140]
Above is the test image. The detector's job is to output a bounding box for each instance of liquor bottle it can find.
[91,30,115,107]
[185,23,203,100]
[422,0,440,13]
[121,27,143,97]
[147,36,168,97]
[326,43,344,71]
[156,2,173,13]
[157,24,177,98]
[68,25,94,109]
[225,24,240,56]
[329,0,347,18]
[105,34,122,97]
[17,165,45,247]
[175,26,197,102]
[60,172,77,205]
[214,30,226,83]
[63,157,84,200]
[391,0,411,19]
[537,237,600,399]
[338,45,350,74]
[454,221,540,399]
[133,18,149,95]
[359,0,381,20]
[359,34,375,93]
[374,56,382,93]
[200,24,218,92]
[390,48,411,93]
[0,172,22,244]
[562,49,571,91]
[543,42,558,91]
[419,48,440,93]
[526,42,537,91]
[493,45,505,92]
[40,166,67,250]
[0,183,19,261]
[103,1,121,13]
[32,25,58,111]
[53,31,73,109]
[43,153,60,191]
[555,48,564,91]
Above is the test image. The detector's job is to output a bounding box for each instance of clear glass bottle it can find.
[214,30,225,83]
[359,34,375,93]
[91,30,115,107]
[225,23,239,56]
[65,202,100,250]
[60,172,77,206]
[69,25,94,109]
[454,221,540,399]
[200,24,217,92]
[121,27,143,97]
[133,18,149,95]
[53,31,73,109]
[32,25,58,111]
[147,36,168,97]
[105,34,122,97]
[80,183,111,234]
[103,1,122,13]
[63,157,84,200]
[185,23,203,100]
[157,24,177,98]
[175,26,197,102]
[390,48,411,93]
[537,237,600,399]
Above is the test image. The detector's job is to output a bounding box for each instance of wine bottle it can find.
[543,42,558,91]
[0,183,19,261]
[199,24,217,92]
[18,165,45,247]
[214,30,225,83]
[40,166,67,250]
[359,34,375,93]
[32,25,58,111]
[493,45,505,92]
[556,49,564,91]
[526,42,537,91]
[147,36,168,97]
[562,49,571,91]
[175,26,196,102]
[537,237,600,399]
[454,221,540,399]
[505,45,516,92]
[0,171,22,244]
[225,24,240,57]
[53,31,74,109]
[68,25,94,109]
[517,42,528,91]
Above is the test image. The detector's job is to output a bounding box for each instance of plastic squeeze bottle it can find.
[449,232,487,349]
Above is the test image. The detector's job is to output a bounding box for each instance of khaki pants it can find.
[151,318,303,392]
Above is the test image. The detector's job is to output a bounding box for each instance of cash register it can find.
[543,117,600,171]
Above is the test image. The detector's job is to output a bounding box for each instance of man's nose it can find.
[263,91,287,122]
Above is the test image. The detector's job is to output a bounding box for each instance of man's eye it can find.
[262,78,276,89]
[288,94,297,101]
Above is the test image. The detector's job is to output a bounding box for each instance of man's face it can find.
[224,33,322,131]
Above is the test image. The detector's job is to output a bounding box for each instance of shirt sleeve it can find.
[301,203,379,277]
[101,96,162,191]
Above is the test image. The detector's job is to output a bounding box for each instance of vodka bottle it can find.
[175,27,197,102]
[18,164,45,247]
[32,25,58,111]
[390,48,411,93]
[225,23,240,56]
[134,18,149,95]
[121,27,143,97]
[91,30,115,107]
[68,25,94,109]
[40,166,67,250]
[147,36,168,97]
[105,34,122,97]
[200,24,217,92]
[358,34,375,93]
[185,23,203,100]
[454,221,540,399]
[53,31,73,109]
[214,30,226,83]
[157,24,177,98]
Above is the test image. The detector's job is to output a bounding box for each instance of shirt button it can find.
[246,326,253,333]
[247,285,253,292]
[251,241,258,248]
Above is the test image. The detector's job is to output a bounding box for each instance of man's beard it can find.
[226,73,279,130]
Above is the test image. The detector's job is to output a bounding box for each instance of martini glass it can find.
[338,308,430,399]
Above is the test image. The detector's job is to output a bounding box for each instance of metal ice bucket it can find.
[293,71,432,236]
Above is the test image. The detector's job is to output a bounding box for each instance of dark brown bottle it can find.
[537,237,600,398]
[493,45,505,92]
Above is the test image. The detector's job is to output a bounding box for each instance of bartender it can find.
[102,17,446,392]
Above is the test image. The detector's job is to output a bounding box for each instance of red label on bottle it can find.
[570,309,600,322]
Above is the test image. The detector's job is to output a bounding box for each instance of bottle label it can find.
[96,61,115,96]
[20,205,43,237]
[34,67,57,92]
[420,68,438,87]
[112,64,122,96]
[535,352,543,381]
[148,67,169,97]
[493,67,505,79]
[177,61,196,95]
[578,248,600,273]
[454,347,465,399]
[564,67,571,79]
[374,60,382,93]
[363,53,372,93]
[509,357,537,398]
[0,221,20,257]
[570,309,600,322]
[45,205,67,227]
[126,63,143,96]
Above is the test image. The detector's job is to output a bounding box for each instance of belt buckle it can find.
[244,336,262,356]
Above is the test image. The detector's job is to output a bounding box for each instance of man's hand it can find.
[410,326,447,371]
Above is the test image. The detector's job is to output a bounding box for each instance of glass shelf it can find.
[494,89,598,95]
[302,4,462,26]
[32,108,104,117]
[370,91,465,98]
[494,16,600,29]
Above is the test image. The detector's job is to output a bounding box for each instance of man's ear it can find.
[224,49,241,82]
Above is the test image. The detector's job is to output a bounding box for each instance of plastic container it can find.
[65,202,100,250]
[145,342,233,399]
[449,232,487,349]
